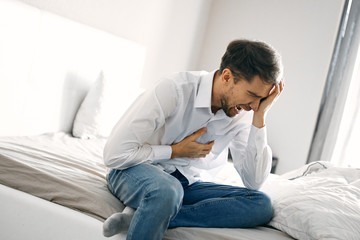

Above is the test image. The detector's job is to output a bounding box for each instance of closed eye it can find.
[260,97,267,103]
[247,91,263,99]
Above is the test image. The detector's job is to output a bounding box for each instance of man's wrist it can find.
[252,112,266,128]
[170,145,177,159]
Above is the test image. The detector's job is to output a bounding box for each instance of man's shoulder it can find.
[152,71,208,98]
[163,70,209,85]
[152,71,207,97]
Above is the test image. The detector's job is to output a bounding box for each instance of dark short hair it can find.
[219,39,283,85]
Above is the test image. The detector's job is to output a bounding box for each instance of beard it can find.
[221,96,243,117]
[220,97,232,117]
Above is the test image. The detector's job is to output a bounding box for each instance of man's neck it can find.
[211,70,222,114]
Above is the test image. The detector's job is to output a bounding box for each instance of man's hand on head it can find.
[252,80,284,128]
[171,128,214,159]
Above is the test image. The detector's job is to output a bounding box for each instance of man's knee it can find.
[146,175,184,215]
[255,192,273,225]
[159,179,184,207]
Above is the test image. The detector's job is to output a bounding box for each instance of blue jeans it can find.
[107,164,273,240]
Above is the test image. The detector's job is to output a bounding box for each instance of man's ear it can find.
[222,68,232,83]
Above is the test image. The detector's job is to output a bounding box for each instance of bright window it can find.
[332,42,360,167]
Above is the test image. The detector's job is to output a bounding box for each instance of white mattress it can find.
[0,183,292,240]
[0,132,293,240]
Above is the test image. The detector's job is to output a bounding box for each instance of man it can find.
[103,39,284,240]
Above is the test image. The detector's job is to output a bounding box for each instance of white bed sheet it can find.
[0,132,124,221]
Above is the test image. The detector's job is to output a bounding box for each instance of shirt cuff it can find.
[151,145,172,163]
[249,125,268,153]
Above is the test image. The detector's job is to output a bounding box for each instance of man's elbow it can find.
[103,151,127,169]
[104,151,139,169]
[243,179,263,190]
[104,156,117,168]
[241,171,266,190]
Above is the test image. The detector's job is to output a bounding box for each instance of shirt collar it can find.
[194,70,217,110]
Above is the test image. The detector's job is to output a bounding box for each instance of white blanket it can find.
[262,162,360,240]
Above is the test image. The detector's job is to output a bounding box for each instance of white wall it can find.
[0,0,146,136]
[16,0,344,173]
[197,0,344,173]
[18,0,213,89]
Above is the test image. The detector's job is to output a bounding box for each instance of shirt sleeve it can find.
[103,78,178,169]
[229,125,272,190]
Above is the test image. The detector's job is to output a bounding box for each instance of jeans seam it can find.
[193,186,249,191]
[119,169,179,240]
[190,183,250,191]
[109,170,151,240]
[107,169,115,194]
[178,195,251,214]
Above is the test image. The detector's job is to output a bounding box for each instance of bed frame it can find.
[0,184,124,240]
[1,182,293,240]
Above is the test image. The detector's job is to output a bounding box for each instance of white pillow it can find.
[261,165,360,240]
[72,71,143,139]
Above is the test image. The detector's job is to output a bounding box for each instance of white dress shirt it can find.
[104,70,272,189]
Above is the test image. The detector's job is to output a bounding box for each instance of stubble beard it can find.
[220,97,232,117]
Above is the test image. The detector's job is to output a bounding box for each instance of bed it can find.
[0,132,293,240]
[1,1,359,239]
[1,133,360,240]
